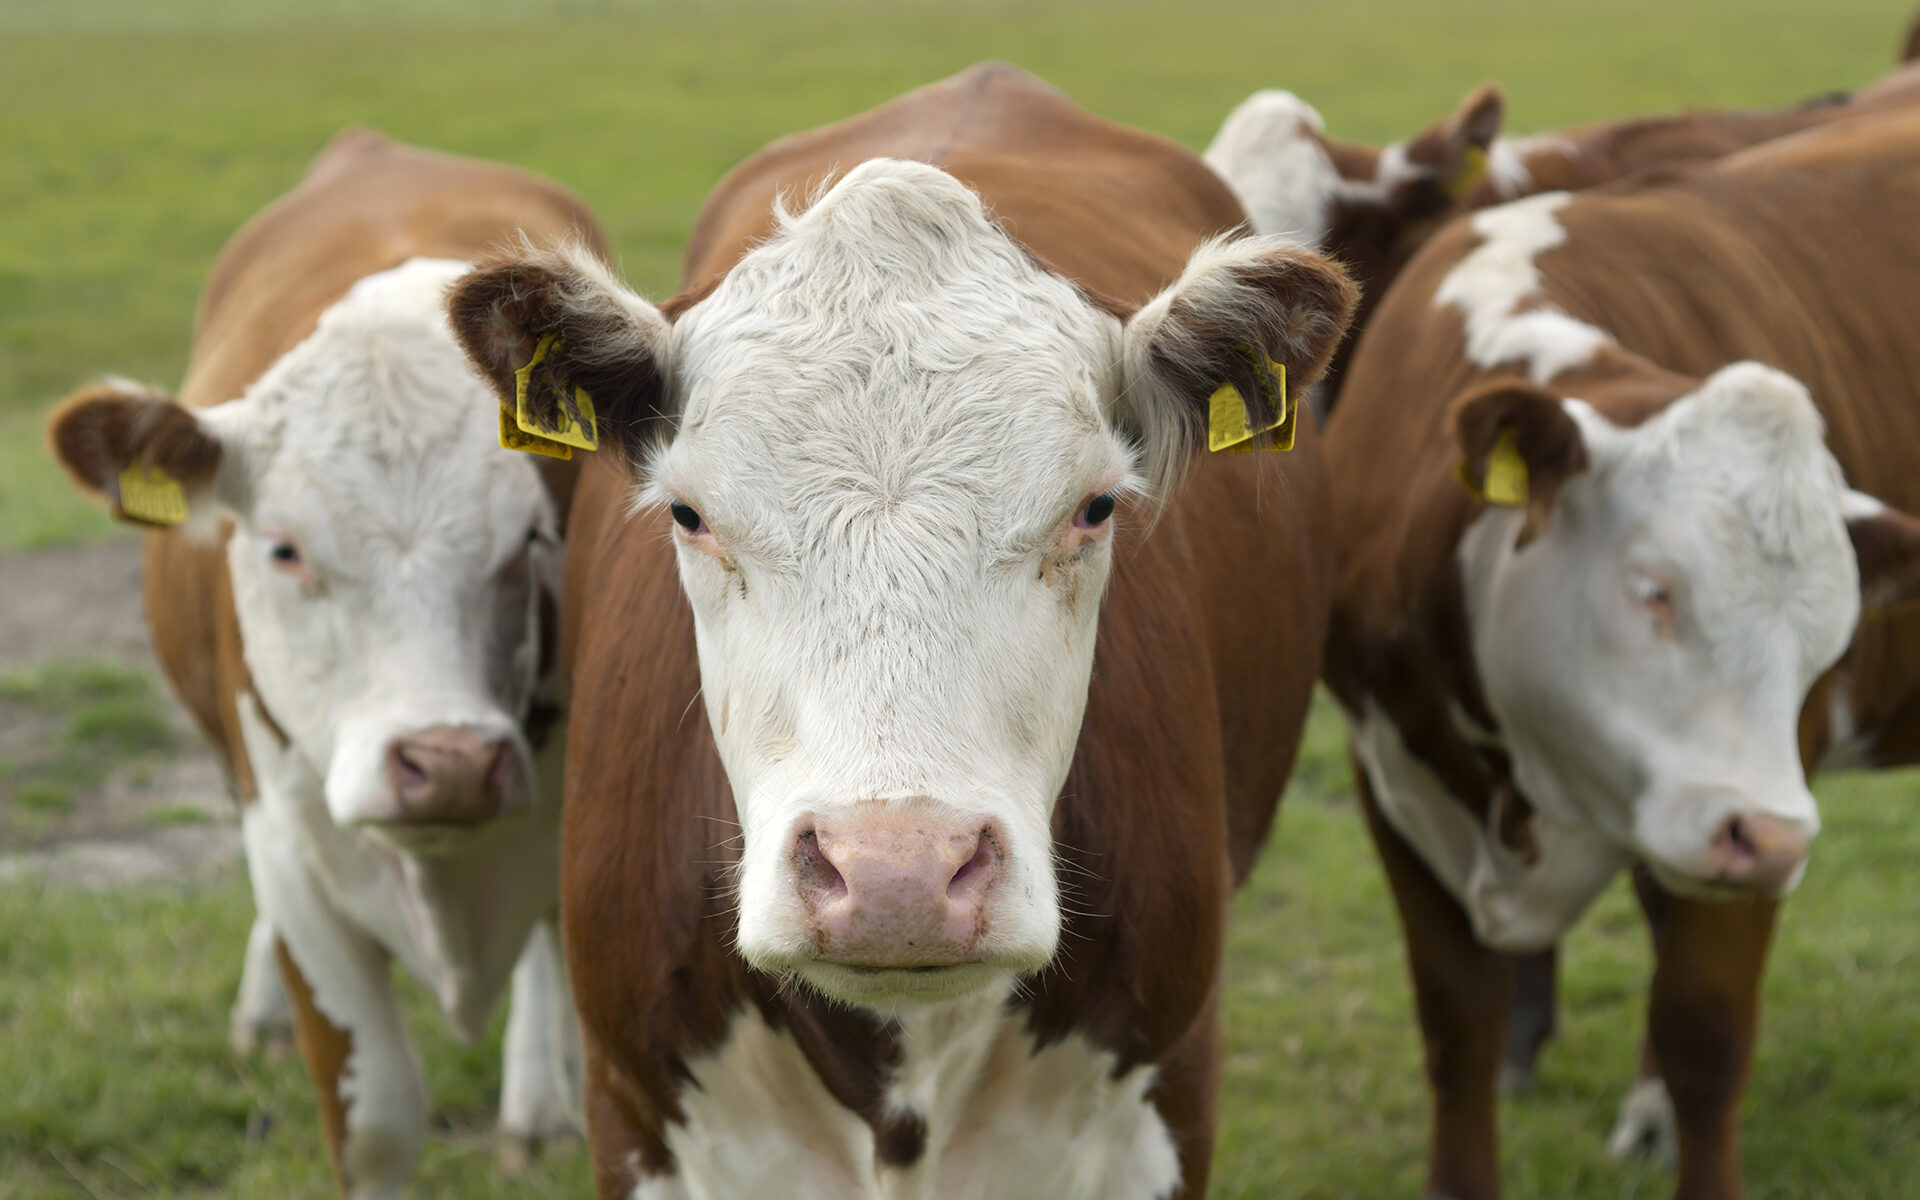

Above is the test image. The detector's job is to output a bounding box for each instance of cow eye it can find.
[1630,574,1676,631]
[269,542,302,569]
[669,501,707,534]
[1076,492,1117,529]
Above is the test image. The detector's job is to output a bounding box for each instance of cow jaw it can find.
[218,259,560,849]
[1459,364,1856,899]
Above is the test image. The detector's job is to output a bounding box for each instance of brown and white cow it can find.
[1204,58,1920,412]
[446,63,1356,1199]
[1321,108,1920,1200]
[45,129,603,1198]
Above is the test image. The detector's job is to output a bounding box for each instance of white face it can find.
[646,163,1138,1006]
[1459,364,1859,898]
[1203,90,1344,247]
[208,259,561,846]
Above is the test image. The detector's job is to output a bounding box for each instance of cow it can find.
[1203,58,1920,415]
[1319,107,1920,1200]
[445,62,1358,1199]
[44,128,603,1198]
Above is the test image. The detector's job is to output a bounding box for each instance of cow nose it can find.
[1709,812,1813,892]
[794,811,1001,968]
[385,727,516,825]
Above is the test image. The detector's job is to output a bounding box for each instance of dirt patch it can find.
[0,538,239,888]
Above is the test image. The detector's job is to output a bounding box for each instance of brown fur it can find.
[538,62,1344,1196]
[1328,108,1920,1198]
[1310,59,1920,413]
[275,939,355,1197]
[42,129,606,1192]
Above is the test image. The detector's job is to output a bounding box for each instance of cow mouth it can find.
[794,960,1009,1008]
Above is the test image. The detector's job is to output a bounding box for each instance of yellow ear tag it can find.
[1207,346,1292,453]
[116,463,188,527]
[1446,143,1490,203]
[513,334,598,452]
[1459,427,1529,506]
[498,400,571,460]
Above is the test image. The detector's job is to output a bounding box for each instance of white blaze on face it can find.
[1203,89,1345,247]
[646,162,1138,1000]
[211,259,561,835]
[1458,364,1858,898]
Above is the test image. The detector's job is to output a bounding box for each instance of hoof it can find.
[496,1125,580,1176]
[1606,1076,1677,1166]
[231,1020,295,1062]
[1498,1059,1537,1098]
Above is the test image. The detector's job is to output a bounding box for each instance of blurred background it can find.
[2,2,1915,1196]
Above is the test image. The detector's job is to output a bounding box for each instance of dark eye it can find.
[1077,493,1117,529]
[669,501,706,533]
[269,542,302,567]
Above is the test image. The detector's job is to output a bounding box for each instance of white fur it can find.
[1203,90,1345,246]
[190,260,571,1191]
[1432,192,1612,382]
[230,912,292,1054]
[1483,134,1572,200]
[499,919,583,1142]
[1458,367,1854,908]
[1346,697,1628,951]
[525,158,1295,1011]
[633,989,1180,1200]
[1606,1076,1678,1164]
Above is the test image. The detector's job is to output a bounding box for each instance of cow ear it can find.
[1452,380,1588,547]
[1845,491,1920,611]
[1118,235,1358,499]
[446,241,673,468]
[1397,83,1506,207]
[46,380,239,528]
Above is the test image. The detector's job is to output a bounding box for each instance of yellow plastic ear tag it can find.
[512,334,598,452]
[1459,427,1529,506]
[1446,143,1490,202]
[1207,346,1292,453]
[498,400,572,460]
[116,464,188,526]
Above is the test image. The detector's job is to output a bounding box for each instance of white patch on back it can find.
[1203,90,1344,246]
[1432,192,1612,383]
[1484,134,1573,199]
[642,989,1180,1200]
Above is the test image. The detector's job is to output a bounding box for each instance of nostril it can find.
[947,831,996,901]
[1724,816,1755,859]
[795,829,847,903]
[389,744,430,790]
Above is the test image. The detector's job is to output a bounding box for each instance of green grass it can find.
[1,662,176,823]
[2,698,1915,1196]
[1,0,1911,545]
[5,0,1918,1195]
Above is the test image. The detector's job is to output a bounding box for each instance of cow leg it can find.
[1608,868,1676,1165]
[1500,947,1558,1096]
[1356,757,1510,1200]
[1641,876,1777,1200]
[232,911,294,1057]
[497,918,582,1172]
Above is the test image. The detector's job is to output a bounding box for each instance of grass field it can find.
[3,0,1918,1196]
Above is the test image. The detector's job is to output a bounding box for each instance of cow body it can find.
[449,63,1357,1199]
[1204,59,1920,411]
[1323,109,1920,1199]
[48,130,605,1198]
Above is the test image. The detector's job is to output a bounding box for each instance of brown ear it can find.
[1846,493,1920,611]
[1119,235,1359,496]
[446,241,674,467]
[46,381,227,524]
[1452,380,1588,546]
[1399,83,1506,208]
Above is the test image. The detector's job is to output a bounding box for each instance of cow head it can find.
[48,258,562,853]
[1452,362,1914,900]
[450,159,1355,1008]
